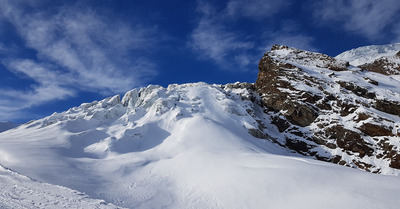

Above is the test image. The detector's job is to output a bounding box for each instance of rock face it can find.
[359,51,400,75]
[253,44,400,174]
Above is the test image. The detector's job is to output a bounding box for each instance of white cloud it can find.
[262,21,316,52]
[0,59,75,121]
[189,1,258,70]
[3,6,158,92]
[189,0,305,70]
[0,1,160,121]
[190,16,254,67]
[312,0,400,40]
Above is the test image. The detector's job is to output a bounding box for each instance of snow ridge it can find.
[336,42,400,66]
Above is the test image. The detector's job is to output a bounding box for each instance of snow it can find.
[269,45,348,70]
[0,164,122,208]
[1,83,400,208]
[336,42,400,66]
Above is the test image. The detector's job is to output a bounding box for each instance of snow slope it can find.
[0,164,122,209]
[1,83,400,208]
[336,42,400,66]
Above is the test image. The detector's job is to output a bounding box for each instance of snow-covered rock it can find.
[255,44,400,174]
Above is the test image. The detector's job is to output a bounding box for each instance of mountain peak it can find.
[268,44,349,71]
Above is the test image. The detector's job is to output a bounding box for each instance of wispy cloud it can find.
[0,1,160,121]
[0,70,75,121]
[0,59,75,121]
[189,1,255,70]
[188,0,310,70]
[312,0,400,40]
[262,21,317,52]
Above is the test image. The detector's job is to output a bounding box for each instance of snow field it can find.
[0,83,400,208]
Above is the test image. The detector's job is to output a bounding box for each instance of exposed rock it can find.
[286,105,318,127]
[255,47,319,127]
[272,116,290,132]
[359,54,400,75]
[363,77,379,85]
[355,113,370,122]
[326,126,373,157]
[253,44,400,174]
[248,128,270,139]
[224,82,254,90]
[375,100,400,117]
[358,123,394,137]
[337,81,376,99]
[285,139,313,154]
[390,154,400,169]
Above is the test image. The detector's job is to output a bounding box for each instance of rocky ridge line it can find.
[254,44,400,173]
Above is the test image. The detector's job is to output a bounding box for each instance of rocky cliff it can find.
[253,44,400,173]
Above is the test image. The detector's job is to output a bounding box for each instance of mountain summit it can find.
[1,43,400,208]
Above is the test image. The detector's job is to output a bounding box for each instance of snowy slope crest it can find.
[15,83,264,161]
[336,42,400,66]
[268,44,349,71]
[32,82,264,142]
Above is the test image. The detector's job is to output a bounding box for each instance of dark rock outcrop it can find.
[359,53,400,75]
[253,44,400,174]
[375,100,400,117]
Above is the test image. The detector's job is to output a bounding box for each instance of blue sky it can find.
[1,0,400,123]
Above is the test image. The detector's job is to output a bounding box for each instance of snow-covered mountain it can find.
[1,43,400,208]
